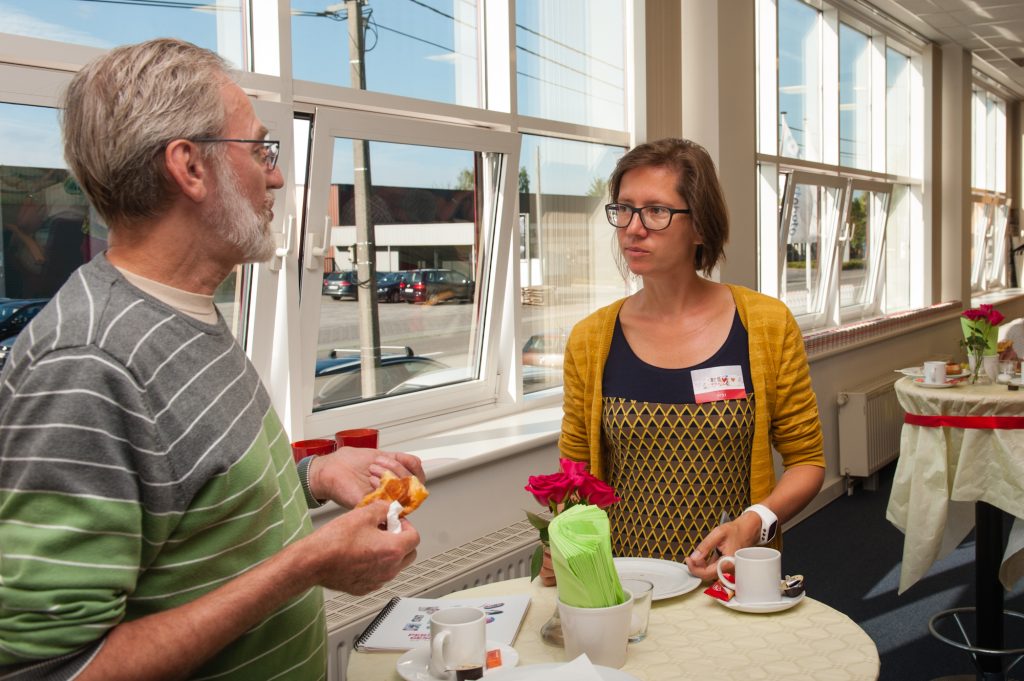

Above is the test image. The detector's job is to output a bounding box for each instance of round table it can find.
[887,377,1024,677]
[347,576,879,681]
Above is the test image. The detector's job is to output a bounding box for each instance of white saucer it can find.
[713,591,806,614]
[912,377,961,389]
[396,641,518,681]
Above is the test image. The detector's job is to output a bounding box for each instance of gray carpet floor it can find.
[780,463,1024,680]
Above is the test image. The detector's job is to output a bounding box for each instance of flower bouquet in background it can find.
[961,304,1003,383]
[524,458,620,580]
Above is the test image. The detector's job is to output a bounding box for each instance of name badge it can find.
[691,365,747,404]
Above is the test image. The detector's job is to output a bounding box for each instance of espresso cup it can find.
[717,546,782,604]
[428,607,485,679]
[923,361,947,385]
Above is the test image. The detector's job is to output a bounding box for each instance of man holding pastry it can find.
[0,39,423,681]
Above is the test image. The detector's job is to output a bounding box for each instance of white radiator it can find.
[837,374,905,486]
[326,517,541,681]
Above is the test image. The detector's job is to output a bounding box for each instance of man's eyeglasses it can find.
[191,138,281,171]
[605,203,691,231]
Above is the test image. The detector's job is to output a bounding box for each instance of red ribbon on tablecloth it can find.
[904,413,1024,429]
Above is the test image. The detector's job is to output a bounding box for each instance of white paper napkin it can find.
[386,500,403,533]
[527,654,603,681]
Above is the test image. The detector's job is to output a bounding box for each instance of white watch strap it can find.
[744,503,778,545]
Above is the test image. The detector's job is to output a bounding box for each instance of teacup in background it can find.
[717,546,782,604]
[922,361,947,385]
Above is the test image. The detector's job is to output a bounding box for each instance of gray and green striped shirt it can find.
[0,255,325,680]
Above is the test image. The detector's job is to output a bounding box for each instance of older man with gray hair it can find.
[0,38,422,681]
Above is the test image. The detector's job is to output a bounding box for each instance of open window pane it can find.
[291,0,479,107]
[779,175,845,321]
[0,1,244,67]
[518,135,624,393]
[840,186,889,314]
[310,139,490,411]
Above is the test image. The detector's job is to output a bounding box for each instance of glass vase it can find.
[540,605,564,647]
[968,353,982,384]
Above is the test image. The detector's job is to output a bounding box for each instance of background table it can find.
[887,377,1024,675]
[348,576,879,681]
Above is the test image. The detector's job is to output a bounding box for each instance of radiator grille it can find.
[326,517,542,681]
[837,374,904,479]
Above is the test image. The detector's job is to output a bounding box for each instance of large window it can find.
[759,0,924,329]
[970,84,1010,294]
[0,1,634,438]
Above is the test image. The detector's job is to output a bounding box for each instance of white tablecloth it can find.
[886,377,1024,593]
[347,576,879,681]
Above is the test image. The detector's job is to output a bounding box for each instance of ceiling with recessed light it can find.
[871,0,1024,96]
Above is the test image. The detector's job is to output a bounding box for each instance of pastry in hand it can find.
[357,471,429,516]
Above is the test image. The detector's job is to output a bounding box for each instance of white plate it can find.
[396,641,519,681]
[912,377,962,389]
[613,557,701,601]
[713,591,806,614]
[485,663,639,681]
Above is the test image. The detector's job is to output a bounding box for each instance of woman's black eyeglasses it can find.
[605,203,691,231]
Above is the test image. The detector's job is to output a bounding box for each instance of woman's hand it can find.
[684,513,761,581]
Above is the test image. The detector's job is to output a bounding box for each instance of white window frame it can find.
[294,108,520,438]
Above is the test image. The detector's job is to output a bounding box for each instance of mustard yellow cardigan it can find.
[558,284,825,504]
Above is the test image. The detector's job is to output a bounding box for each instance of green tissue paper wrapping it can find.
[548,504,627,608]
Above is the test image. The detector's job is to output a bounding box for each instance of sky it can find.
[0,0,625,197]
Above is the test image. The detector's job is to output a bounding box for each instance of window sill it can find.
[972,288,1024,307]
[308,403,563,518]
[803,301,963,361]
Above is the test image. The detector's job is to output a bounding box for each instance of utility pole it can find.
[346,0,381,398]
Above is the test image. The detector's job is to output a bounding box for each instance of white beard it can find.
[207,158,276,263]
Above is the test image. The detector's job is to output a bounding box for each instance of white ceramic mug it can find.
[716,546,782,604]
[923,361,947,385]
[428,607,486,679]
[557,593,633,669]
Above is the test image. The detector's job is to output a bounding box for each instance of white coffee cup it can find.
[716,546,782,604]
[923,361,947,385]
[428,607,486,679]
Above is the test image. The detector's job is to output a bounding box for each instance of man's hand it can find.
[308,448,425,509]
[304,501,419,595]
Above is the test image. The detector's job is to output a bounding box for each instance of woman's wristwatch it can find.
[743,504,779,545]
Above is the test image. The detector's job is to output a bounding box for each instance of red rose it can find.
[525,471,573,507]
[577,475,621,508]
[988,309,1005,326]
[963,308,986,322]
[559,458,589,487]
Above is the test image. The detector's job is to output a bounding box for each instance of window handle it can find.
[304,217,332,271]
[269,215,294,273]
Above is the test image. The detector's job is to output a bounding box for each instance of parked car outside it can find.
[312,346,448,409]
[323,271,359,300]
[0,298,50,341]
[522,332,568,368]
[375,271,407,303]
[0,334,18,372]
[400,269,474,304]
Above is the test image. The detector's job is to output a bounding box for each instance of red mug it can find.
[291,438,337,463]
[335,428,379,449]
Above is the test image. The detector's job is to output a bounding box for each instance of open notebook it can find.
[354,594,531,652]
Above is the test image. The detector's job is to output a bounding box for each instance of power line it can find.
[71,0,237,9]
[516,44,621,91]
[515,22,622,72]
